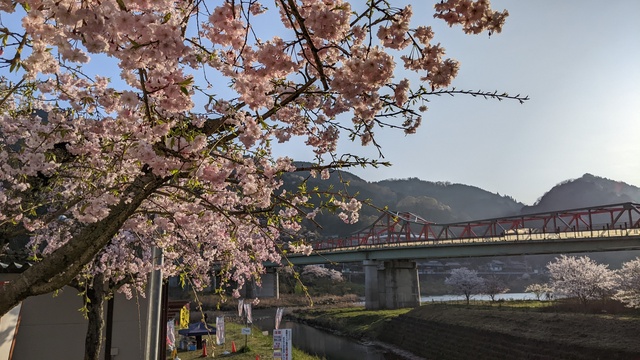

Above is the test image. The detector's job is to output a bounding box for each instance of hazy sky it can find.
[286,0,640,205]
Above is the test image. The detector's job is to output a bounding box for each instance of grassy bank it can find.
[170,321,323,360]
[291,306,412,339]
[407,302,640,353]
[290,301,640,357]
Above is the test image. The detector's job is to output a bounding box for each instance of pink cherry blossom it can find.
[0,0,518,321]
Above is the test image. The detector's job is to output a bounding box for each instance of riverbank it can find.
[290,302,640,359]
[170,321,323,360]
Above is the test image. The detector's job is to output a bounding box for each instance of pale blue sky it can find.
[311,0,640,205]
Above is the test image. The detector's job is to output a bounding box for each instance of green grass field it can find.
[292,306,412,339]
[169,321,323,360]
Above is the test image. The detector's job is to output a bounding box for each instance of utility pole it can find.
[144,246,164,360]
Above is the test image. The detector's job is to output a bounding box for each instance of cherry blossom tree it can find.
[301,264,344,283]
[0,0,523,356]
[525,283,553,301]
[613,257,640,308]
[547,255,619,306]
[445,267,485,304]
[279,264,343,298]
[482,275,509,301]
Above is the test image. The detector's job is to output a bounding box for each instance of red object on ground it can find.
[201,339,207,357]
[231,341,236,353]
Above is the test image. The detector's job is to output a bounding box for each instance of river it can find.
[281,320,388,360]
[255,293,536,359]
[253,314,389,359]
[422,292,536,302]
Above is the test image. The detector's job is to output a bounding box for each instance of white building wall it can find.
[0,274,150,360]
[0,303,21,360]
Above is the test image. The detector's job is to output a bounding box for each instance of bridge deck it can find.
[284,203,640,265]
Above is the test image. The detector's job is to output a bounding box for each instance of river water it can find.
[422,292,535,302]
[254,314,388,360]
[282,320,388,360]
[255,293,535,359]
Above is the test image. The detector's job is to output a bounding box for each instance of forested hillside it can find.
[282,164,523,236]
[521,173,640,214]
[377,178,523,221]
[283,166,640,237]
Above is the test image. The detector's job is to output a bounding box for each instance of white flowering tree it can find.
[613,257,640,308]
[482,276,509,301]
[547,255,619,305]
[445,267,485,304]
[0,0,523,357]
[525,283,553,301]
[302,265,343,282]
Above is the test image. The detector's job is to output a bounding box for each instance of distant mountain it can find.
[280,164,401,236]
[521,173,640,214]
[282,167,640,236]
[282,164,524,236]
[376,178,523,222]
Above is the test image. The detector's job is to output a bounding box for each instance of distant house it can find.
[420,261,445,274]
[488,260,504,272]
[505,260,530,273]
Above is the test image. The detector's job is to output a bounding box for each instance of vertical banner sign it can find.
[216,316,225,345]
[272,329,292,360]
[243,302,253,324]
[179,304,189,329]
[166,321,176,349]
[275,307,284,330]
[237,299,244,317]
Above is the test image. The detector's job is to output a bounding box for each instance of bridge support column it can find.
[363,260,381,310]
[244,268,279,299]
[364,260,420,310]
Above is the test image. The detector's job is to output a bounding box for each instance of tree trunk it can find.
[83,274,108,360]
[0,172,166,316]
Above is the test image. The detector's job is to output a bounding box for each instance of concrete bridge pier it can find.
[363,260,382,309]
[244,268,280,299]
[364,259,421,310]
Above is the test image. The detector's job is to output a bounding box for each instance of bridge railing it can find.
[311,226,640,252]
[311,202,640,252]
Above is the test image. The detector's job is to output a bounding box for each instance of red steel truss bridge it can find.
[287,202,640,265]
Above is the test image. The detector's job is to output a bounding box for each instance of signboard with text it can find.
[272,328,292,360]
[216,316,225,345]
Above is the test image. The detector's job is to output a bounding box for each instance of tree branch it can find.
[0,170,168,316]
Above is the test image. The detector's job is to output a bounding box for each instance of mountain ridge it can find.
[286,167,640,236]
[522,173,640,214]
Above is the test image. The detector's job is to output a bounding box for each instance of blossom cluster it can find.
[547,255,619,304]
[544,255,640,308]
[332,198,362,224]
[0,0,510,306]
[434,0,509,35]
[614,258,640,308]
[301,265,344,283]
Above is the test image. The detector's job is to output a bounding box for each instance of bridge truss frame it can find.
[312,202,640,251]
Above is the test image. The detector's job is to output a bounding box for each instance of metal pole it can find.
[103,297,114,360]
[145,246,164,360]
[159,279,169,359]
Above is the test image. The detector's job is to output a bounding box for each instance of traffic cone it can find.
[201,339,208,357]
[256,356,260,360]
[231,341,236,353]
